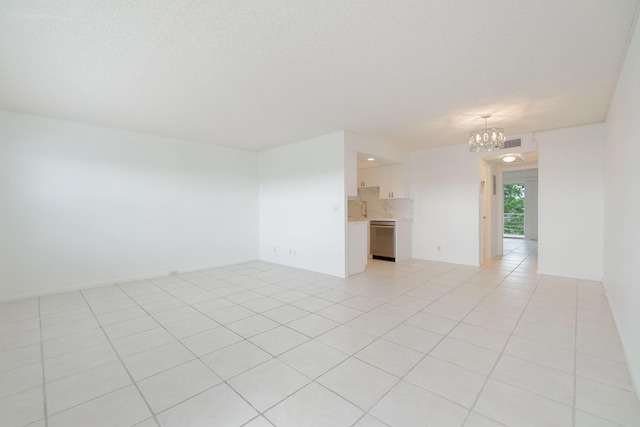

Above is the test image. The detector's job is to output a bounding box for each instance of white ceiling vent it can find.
[504,138,522,149]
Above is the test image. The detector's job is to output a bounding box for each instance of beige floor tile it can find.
[241,296,285,313]
[0,317,40,337]
[491,355,575,405]
[576,352,635,391]
[430,338,500,375]
[0,386,44,427]
[95,306,147,326]
[200,340,272,380]
[370,380,468,427]
[291,296,335,312]
[44,342,118,382]
[228,358,310,411]
[450,323,510,352]
[317,358,397,410]
[475,379,573,427]
[40,307,93,327]
[226,314,279,338]
[355,339,424,377]
[152,306,201,325]
[111,327,175,358]
[2,246,639,427]
[423,301,473,321]
[123,341,194,381]
[463,412,505,426]
[502,335,575,373]
[265,382,363,427]
[316,304,364,323]
[279,339,348,379]
[0,362,42,399]
[405,355,486,408]
[287,313,340,338]
[261,304,310,323]
[576,333,626,363]
[316,325,378,355]
[180,326,243,356]
[352,414,389,427]
[48,385,150,427]
[137,359,221,413]
[46,360,131,415]
[403,312,457,335]
[207,305,256,324]
[575,376,640,426]
[574,410,624,427]
[40,316,99,341]
[0,344,41,373]
[102,316,159,340]
[463,311,518,334]
[163,314,219,339]
[132,417,159,427]
[249,326,309,355]
[382,323,443,353]
[243,416,274,427]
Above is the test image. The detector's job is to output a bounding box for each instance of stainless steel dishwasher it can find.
[370,220,395,261]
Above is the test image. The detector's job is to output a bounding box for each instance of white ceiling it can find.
[1,1,638,152]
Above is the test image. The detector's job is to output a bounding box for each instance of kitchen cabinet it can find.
[379,164,410,199]
[394,219,412,262]
[357,168,380,188]
[348,221,368,275]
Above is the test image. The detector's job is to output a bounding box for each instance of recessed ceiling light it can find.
[367,157,375,161]
[502,155,516,163]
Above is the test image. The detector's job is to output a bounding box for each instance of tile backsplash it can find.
[348,187,413,220]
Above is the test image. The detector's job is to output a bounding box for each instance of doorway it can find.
[503,183,525,238]
[503,169,538,241]
[479,151,539,265]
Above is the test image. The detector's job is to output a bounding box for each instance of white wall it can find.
[0,111,259,300]
[411,144,481,265]
[259,131,346,277]
[604,14,640,393]
[537,123,605,280]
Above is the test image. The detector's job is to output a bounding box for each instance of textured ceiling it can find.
[1,1,638,151]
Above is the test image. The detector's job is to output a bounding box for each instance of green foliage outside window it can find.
[504,184,525,235]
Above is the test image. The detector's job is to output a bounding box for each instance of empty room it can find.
[1,1,640,426]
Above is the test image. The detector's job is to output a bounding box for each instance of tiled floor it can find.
[1,239,639,426]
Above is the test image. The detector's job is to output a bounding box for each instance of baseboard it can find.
[0,257,259,303]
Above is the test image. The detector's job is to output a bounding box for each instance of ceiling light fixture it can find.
[502,155,516,163]
[469,114,506,152]
[367,157,375,161]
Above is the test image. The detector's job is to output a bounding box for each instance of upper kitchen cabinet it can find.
[379,164,410,199]
[357,167,380,189]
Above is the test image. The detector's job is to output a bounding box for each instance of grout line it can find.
[462,238,542,425]
[38,296,50,427]
[572,276,579,427]
[77,290,161,427]
[5,243,635,426]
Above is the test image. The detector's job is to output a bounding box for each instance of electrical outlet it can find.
[437,246,441,251]
[293,249,297,255]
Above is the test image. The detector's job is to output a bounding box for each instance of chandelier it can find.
[469,114,505,152]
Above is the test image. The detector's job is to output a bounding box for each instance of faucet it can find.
[360,201,367,218]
